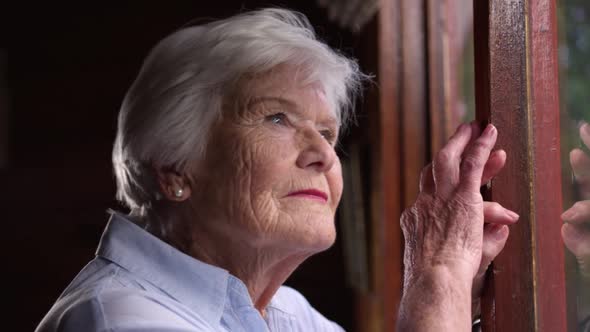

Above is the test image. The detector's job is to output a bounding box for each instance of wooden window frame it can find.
[369,0,569,330]
[474,0,568,330]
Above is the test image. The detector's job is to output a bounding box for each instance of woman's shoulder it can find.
[272,285,308,306]
[36,258,215,332]
[268,286,344,332]
[36,282,215,332]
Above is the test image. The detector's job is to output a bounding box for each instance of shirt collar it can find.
[95,212,231,326]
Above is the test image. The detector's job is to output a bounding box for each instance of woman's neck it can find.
[145,206,315,314]
[186,229,311,313]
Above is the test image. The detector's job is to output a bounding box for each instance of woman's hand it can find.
[398,122,518,331]
[562,123,590,280]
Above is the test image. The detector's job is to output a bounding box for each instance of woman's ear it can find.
[156,168,192,202]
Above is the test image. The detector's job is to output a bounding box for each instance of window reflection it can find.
[559,1,590,330]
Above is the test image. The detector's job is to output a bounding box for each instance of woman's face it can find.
[190,66,343,253]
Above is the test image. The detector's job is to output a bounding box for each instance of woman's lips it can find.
[286,189,328,202]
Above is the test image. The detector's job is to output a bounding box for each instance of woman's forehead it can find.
[245,66,319,92]
[240,68,338,121]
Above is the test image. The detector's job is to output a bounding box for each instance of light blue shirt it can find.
[36,213,344,332]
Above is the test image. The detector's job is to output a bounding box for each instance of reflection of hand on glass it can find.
[562,123,590,280]
[562,122,590,330]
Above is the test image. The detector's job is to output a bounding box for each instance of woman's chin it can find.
[312,232,337,252]
[290,223,337,253]
[252,211,338,253]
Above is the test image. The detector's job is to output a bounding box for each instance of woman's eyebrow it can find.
[318,115,339,127]
[248,96,339,128]
[247,96,297,110]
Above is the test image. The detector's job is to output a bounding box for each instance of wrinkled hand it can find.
[401,122,519,316]
[562,123,590,280]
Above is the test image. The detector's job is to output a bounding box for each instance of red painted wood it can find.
[488,1,535,329]
[529,0,567,330]
[475,0,568,331]
[475,0,536,331]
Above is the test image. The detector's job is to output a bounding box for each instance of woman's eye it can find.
[320,130,336,144]
[266,113,288,125]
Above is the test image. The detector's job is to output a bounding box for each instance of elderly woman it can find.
[36,8,519,332]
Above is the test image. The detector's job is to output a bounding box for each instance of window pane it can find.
[558,1,590,330]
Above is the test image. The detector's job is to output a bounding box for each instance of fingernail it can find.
[582,123,590,136]
[491,225,508,240]
[484,124,497,137]
[506,210,519,221]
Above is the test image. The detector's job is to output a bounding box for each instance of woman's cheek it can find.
[329,159,344,210]
[242,130,290,206]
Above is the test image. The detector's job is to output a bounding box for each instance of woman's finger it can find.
[459,124,498,193]
[483,201,519,225]
[473,224,510,297]
[419,163,435,194]
[561,223,590,278]
[481,149,507,186]
[580,123,590,151]
[569,149,590,199]
[468,121,483,145]
[433,122,473,196]
[562,200,590,225]
[570,148,590,178]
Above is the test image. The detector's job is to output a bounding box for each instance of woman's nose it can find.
[295,129,337,172]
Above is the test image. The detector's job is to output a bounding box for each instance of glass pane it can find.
[558,1,590,330]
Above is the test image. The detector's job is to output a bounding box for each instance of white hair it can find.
[112,8,365,211]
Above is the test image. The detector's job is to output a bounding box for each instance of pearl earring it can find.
[174,188,184,198]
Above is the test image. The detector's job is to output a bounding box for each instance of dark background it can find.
[0,1,375,331]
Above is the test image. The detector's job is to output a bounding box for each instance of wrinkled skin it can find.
[158,65,343,313]
[190,71,342,254]
[398,122,519,330]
